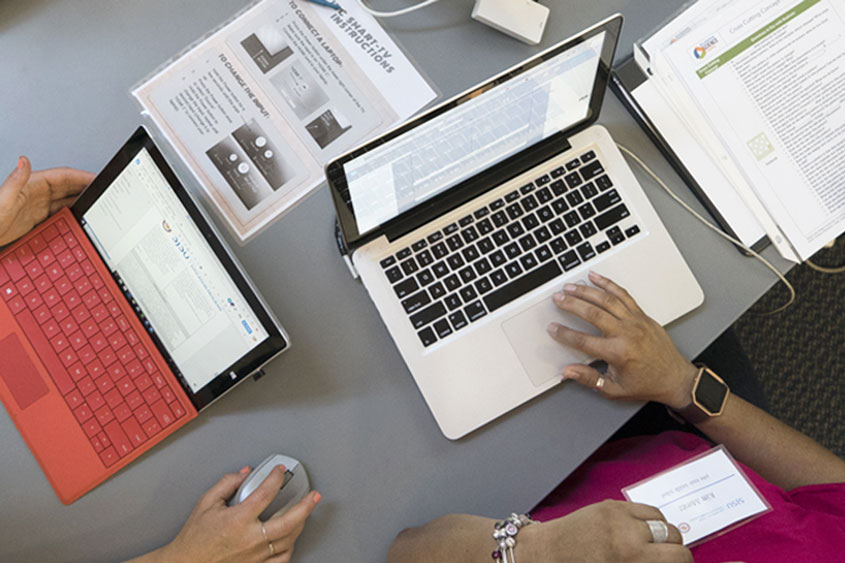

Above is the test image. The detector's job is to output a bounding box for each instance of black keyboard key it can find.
[550,237,567,255]
[506,203,523,220]
[400,258,419,276]
[412,239,428,252]
[402,290,431,314]
[460,286,478,303]
[475,258,492,275]
[478,237,495,254]
[580,160,604,181]
[506,222,525,239]
[394,277,419,299]
[576,242,596,262]
[607,226,626,246]
[386,266,403,283]
[434,319,453,339]
[418,327,437,347]
[537,206,554,223]
[474,207,490,219]
[563,211,581,228]
[444,223,459,235]
[504,243,521,260]
[490,250,506,267]
[518,235,537,252]
[564,230,583,246]
[625,225,641,238]
[447,255,465,271]
[490,269,508,286]
[565,158,581,170]
[459,215,474,227]
[445,275,461,291]
[427,231,444,244]
[595,204,630,231]
[535,245,553,262]
[550,218,565,235]
[380,256,396,269]
[490,198,505,210]
[551,179,567,196]
[462,245,480,263]
[493,230,510,247]
[565,172,583,189]
[505,190,520,202]
[520,254,538,271]
[432,242,448,259]
[553,164,569,177]
[459,266,477,284]
[566,191,584,207]
[397,248,412,260]
[465,301,487,322]
[578,202,596,220]
[581,182,599,199]
[593,189,621,212]
[475,277,493,295]
[535,175,551,186]
[522,213,540,231]
[484,261,562,313]
[445,294,462,311]
[596,175,613,191]
[580,222,598,238]
[492,211,508,227]
[430,282,446,300]
[536,187,553,203]
[410,301,446,329]
[433,261,449,278]
[477,218,494,235]
[552,198,569,215]
[558,250,581,271]
[446,235,464,252]
[417,269,435,286]
[449,311,468,330]
[581,150,596,163]
[535,226,551,243]
[596,241,611,253]
[462,226,479,243]
[520,183,535,194]
[417,250,433,267]
[521,195,538,212]
[505,261,523,279]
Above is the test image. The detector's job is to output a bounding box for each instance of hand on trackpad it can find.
[502,284,600,387]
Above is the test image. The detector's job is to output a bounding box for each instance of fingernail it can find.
[545,323,558,336]
[563,283,577,292]
[553,292,565,303]
[313,491,322,503]
[562,368,577,380]
[589,271,603,281]
[16,157,25,170]
[277,464,287,472]
[239,465,250,474]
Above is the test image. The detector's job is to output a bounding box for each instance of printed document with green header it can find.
[656,0,845,261]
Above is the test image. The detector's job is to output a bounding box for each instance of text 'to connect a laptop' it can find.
[326,15,703,439]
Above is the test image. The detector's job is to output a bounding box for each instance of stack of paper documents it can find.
[628,0,845,262]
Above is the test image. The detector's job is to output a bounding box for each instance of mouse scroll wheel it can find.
[281,470,294,489]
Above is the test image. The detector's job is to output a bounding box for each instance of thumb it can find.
[0,157,32,204]
[199,467,251,509]
[562,363,623,398]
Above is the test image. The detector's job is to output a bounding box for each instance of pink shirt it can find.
[531,431,845,563]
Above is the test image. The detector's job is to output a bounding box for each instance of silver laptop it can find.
[326,15,703,439]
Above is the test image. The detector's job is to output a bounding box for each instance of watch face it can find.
[696,371,728,413]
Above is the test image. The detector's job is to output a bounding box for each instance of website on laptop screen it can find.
[81,148,268,393]
[343,32,606,235]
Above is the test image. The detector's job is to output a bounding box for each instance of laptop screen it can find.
[80,148,269,394]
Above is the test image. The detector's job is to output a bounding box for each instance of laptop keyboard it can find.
[378,150,641,348]
[0,219,187,467]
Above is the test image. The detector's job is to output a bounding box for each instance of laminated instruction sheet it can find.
[133,0,437,242]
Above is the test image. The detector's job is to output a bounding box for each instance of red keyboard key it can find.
[37,249,55,267]
[81,260,95,276]
[126,331,139,346]
[116,315,130,332]
[161,385,175,404]
[87,359,105,379]
[108,332,127,351]
[8,296,26,314]
[15,245,35,265]
[45,264,63,282]
[135,373,152,391]
[73,403,93,423]
[144,359,157,374]
[66,389,84,408]
[122,417,146,447]
[69,363,86,382]
[99,446,118,467]
[101,347,117,366]
[92,304,108,323]
[108,363,126,380]
[150,400,175,427]
[151,371,166,388]
[104,420,133,457]
[2,283,18,301]
[42,286,60,306]
[66,263,83,282]
[95,405,114,426]
[105,389,123,408]
[73,248,88,263]
[42,224,60,241]
[68,331,86,350]
[114,402,132,422]
[170,400,186,419]
[16,309,74,394]
[64,290,81,309]
[71,305,90,324]
[127,361,144,379]
[30,234,47,253]
[33,305,51,324]
[98,287,111,302]
[1,255,25,281]
[56,219,70,234]
[90,436,103,453]
[90,332,107,352]
[116,377,134,397]
[87,391,105,411]
[143,386,161,405]
[48,236,66,254]
[55,276,72,295]
[34,274,51,293]
[58,348,78,367]
[0,263,7,286]
[17,277,35,295]
[76,280,93,298]
[51,302,70,322]
[82,418,100,438]
[100,319,118,337]
[49,334,69,354]
[77,344,95,365]
[107,301,121,317]
[94,376,113,395]
[135,345,148,360]
[24,291,43,310]
[78,376,96,396]
[98,431,110,447]
[57,250,75,269]
[90,275,104,290]
[126,391,144,410]
[134,404,152,423]
[142,418,161,438]
[81,318,99,338]
[117,346,134,363]
[63,233,77,248]
[42,320,60,339]
[25,260,43,279]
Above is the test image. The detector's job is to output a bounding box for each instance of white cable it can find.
[357,0,440,18]
[616,143,796,315]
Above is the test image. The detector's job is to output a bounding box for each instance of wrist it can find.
[664,363,699,410]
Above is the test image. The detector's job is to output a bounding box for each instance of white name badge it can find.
[622,445,772,546]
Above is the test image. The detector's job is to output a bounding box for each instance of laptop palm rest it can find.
[501,280,600,387]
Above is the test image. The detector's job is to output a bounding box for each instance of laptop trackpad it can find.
[502,285,601,387]
[0,333,49,410]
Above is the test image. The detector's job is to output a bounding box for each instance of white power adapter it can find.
[471,0,550,45]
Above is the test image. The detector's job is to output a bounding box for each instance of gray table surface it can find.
[0,1,793,561]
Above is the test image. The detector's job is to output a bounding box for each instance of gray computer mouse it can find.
[229,454,310,520]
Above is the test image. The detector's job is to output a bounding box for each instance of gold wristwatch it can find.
[675,364,730,424]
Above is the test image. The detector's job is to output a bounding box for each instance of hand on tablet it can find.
[546,271,698,409]
[0,156,94,246]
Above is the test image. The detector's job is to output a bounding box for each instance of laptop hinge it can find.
[252,369,267,382]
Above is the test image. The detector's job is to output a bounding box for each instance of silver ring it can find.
[261,524,275,556]
[593,376,605,392]
[646,519,669,543]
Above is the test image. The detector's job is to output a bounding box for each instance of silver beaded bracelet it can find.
[491,513,537,563]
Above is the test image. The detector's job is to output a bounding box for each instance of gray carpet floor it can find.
[733,237,844,459]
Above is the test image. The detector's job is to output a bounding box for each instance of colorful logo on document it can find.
[693,36,719,59]
[162,220,172,233]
